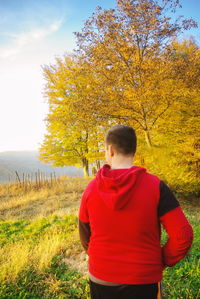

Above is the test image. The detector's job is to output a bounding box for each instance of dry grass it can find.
[0,176,92,284]
[30,232,67,271]
[0,176,92,221]
[0,240,30,282]
[0,229,78,283]
[0,176,199,298]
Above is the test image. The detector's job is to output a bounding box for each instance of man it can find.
[78,124,193,299]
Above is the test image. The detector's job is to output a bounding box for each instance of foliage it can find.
[39,0,199,194]
[39,56,106,176]
[72,0,198,146]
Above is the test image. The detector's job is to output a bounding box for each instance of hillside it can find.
[0,150,84,183]
[0,178,199,298]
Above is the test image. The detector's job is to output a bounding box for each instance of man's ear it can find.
[110,144,115,157]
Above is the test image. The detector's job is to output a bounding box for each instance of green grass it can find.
[0,178,199,298]
[0,214,77,246]
[0,214,90,298]
[0,254,90,299]
[162,206,200,299]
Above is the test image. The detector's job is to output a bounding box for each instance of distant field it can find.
[0,150,83,183]
[0,177,199,298]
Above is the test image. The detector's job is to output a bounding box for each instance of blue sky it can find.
[0,0,199,152]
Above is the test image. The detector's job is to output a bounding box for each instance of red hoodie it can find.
[78,164,193,284]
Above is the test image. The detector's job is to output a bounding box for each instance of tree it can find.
[73,0,197,147]
[38,55,106,176]
[153,38,200,187]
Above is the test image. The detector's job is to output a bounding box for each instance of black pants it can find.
[89,279,159,299]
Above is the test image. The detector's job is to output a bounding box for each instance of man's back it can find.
[79,163,193,287]
[78,124,193,299]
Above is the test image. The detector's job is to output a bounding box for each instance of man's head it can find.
[104,124,137,167]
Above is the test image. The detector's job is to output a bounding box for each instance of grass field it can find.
[0,177,199,298]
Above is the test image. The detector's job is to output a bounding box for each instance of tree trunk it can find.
[82,157,89,177]
[144,129,152,147]
[96,160,101,170]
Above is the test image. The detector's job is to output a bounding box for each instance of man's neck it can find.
[110,163,134,169]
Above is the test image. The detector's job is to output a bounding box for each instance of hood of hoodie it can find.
[96,163,147,210]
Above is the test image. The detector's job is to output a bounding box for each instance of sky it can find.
[0,0,199,152]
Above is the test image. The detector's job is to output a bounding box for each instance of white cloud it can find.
[0,19,63,59]
[0,2,76,152]
[0,32,18,38]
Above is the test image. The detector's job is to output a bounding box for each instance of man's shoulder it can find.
[87,177,97,188]
[83,177,97,195]
[142,170,161,184]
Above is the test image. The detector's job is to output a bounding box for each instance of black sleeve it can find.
[78,218,91,254]
[158,180,180,217]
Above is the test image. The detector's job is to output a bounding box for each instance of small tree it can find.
[39,55,105,177]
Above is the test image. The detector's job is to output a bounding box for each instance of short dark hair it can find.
[105,124,137,156]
